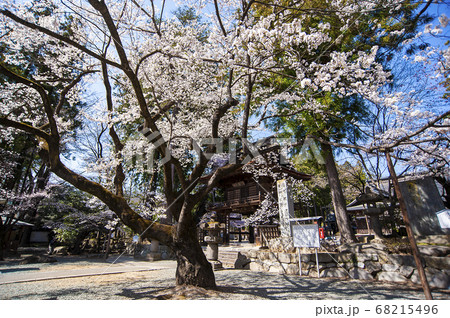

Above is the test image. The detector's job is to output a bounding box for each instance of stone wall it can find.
[242,238,450,289]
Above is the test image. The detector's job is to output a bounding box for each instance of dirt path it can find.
[1,255,449,300]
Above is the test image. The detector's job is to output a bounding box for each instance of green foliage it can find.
[294,156,368,208]
[173,5,209,41]
[53,227,78,245]
[254,0,432,61]
[269,93,370,144]
[38,183,118,238]
[173,6,200,26]
[294,157,331,208]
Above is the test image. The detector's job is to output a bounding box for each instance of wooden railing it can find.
[226,194,260,206]
[256,225,280,247]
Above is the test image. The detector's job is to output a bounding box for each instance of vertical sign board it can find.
[292,224,320,277]
[277,179,295,237]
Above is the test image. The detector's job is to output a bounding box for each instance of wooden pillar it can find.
[385,151,432,300]
[249,225,254,243]
[365,215,370,235]
[96,231,101,253]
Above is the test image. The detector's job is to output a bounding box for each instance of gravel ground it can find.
[0,255,449,300]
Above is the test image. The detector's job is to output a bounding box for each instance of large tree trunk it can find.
[0,230,4,261]
[322,142,357,244]
[172,235,216,287]
[0,1,220,288]
[170,203,216,288]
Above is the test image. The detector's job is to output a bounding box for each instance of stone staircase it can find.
[202,244,256,269]
[218,250,240,268]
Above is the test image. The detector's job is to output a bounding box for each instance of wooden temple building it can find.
[199,165,311,245]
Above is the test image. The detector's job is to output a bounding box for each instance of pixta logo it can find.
[135,126,324,170]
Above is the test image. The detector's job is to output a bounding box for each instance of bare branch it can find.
[0,117,50,141]
[384,110,450,149]
[214,0,227,37]
[54,70,97,116]
[0,9,122,70]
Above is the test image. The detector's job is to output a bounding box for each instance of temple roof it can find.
[200,164,311,187]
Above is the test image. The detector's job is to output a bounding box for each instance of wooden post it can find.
[365,215,371,235]
[96,231,101,253]
[104,229,112,260]
[385,151,432,300]
[315,248,319,278]
[297,248,302,276]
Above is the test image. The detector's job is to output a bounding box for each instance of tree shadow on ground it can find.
[113,270,450,300]
[0,267,40,273]
[116,287,175,299]
[4,268,448,300]
[6,287,91,300]
[213,270,449,300]
[214,272,367,300]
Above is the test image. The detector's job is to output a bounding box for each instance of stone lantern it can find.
[348,187,393,240]
[201,221,225,269]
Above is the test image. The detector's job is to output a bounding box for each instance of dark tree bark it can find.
[172,230,216,287]
[0,229,4,261]
[322,142,357,244]
[435,176,450,208]
[169,198,216,287]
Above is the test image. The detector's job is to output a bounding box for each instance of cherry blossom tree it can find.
[0,1,85,259]
[0,0,426,287]
[345,9,450,185]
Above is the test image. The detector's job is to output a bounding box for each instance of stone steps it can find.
[218,250,240,268]
[202,245,254,269]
